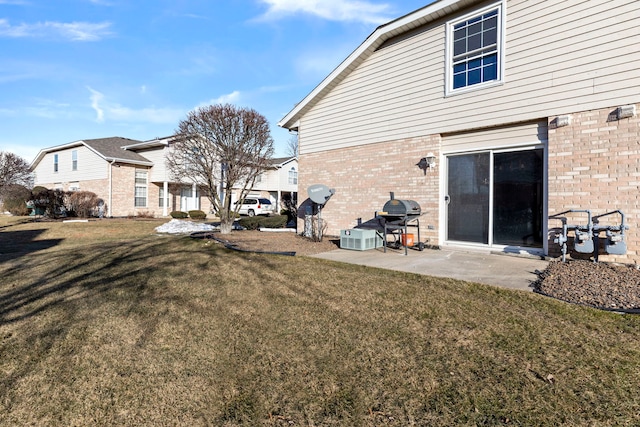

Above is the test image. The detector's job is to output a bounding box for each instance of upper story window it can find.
[288,167,298,185]
[72,150,78,171]
[54,154,59,172]
[447,2,504,95]
[256,173,263,183]
[134,169,148,208]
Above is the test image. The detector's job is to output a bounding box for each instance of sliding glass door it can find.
[446,149,543,248]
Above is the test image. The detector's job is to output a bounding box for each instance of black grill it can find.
[378,194,424,255]
[380,199,421,224]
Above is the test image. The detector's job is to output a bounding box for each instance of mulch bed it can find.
[533,260,640,313]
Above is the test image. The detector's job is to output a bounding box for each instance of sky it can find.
[0,0,432,163]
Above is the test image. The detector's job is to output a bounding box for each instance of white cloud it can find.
[257,0,394,24]
[214,91,241,104]
[87,87,105,122]
[0,19,113,41]
[86,87,184,124]
[195,91,242,110]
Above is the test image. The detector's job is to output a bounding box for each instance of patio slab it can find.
[311,246,549,292]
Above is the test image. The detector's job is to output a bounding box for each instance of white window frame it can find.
[72,150,78,171]
[445,1,506,96]
[288,167,298,185]
[54,154,58,173]
[134,169,148,208]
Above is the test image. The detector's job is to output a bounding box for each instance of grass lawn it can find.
[1,216,639,426]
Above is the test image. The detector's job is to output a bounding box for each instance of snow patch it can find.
[155,219,217,234]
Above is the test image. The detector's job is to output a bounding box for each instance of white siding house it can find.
[31,136,297,219]
[279,0,640,263]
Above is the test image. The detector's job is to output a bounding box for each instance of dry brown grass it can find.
[1,216,640,426]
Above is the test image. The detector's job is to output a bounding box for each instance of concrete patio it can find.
[312,246,550,292]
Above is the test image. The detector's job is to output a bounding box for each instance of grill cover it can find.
[381,199,421,217]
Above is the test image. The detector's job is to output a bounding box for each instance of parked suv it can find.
[236,197,275,217]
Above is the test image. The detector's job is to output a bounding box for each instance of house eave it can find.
[30,140,86,169]
[277,0,473,130]
[105,157,154,167]
[122,136,173,150]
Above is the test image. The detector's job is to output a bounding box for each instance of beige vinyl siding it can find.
[33,146,107,185]
[135,147,168,183]
[299,0,640,155]
[441,120,547,152]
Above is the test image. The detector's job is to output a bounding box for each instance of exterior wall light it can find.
[416,152,437,175]
[618,104,636,119]
[556,115,571,127]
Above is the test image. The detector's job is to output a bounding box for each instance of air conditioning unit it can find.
[340,229,383,251]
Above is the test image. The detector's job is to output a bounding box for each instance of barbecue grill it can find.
[378,194,424,255]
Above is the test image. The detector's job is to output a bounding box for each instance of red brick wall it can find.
[299,135,441,246]
[548,105,640,263]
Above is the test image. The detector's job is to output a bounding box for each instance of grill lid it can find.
[380,199,421,217]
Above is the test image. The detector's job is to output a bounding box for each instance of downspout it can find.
[108,159,115,217]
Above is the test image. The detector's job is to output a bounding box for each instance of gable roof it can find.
[31,136,154,169]
[269,156,297,168]
[277,0,477,130]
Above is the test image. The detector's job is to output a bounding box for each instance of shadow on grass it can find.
[0,239,175,325]
[0,235,298,417]
[0,228,64,263]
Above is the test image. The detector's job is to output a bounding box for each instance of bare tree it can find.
[286,134,298,158]
[0,151,33,196]
[166,104,274,234]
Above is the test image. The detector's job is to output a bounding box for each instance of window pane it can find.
[447,153,490,244]
[493,150,544,247]
[468,22,482,36]
[483,27,497,47]
[484,62,497,81]
[453,73,466,89]
[468,33,482,51]
[484,9,498,18]
[454,39,466,56]
[468,68,481,85]
[453,62,466,73]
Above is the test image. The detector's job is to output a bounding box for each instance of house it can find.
[241,156,298,211]
[278,0,640,263]
[31,136,297,218]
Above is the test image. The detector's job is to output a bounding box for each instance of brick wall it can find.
[299,135,441,246]
[547,105,639,263]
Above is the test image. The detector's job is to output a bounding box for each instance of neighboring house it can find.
[31,137,297,217]
[31,137,164,218]
[31,136,296,218]
[279,0,640,263]
[237,156,298,212]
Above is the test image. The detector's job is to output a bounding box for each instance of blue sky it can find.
[0,0,431,163]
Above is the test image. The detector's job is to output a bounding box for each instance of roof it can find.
[122,135,173,150]
[277,0,476,130]
[31,136,154,169]
[269,156,297,168]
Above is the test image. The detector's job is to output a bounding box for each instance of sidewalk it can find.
[311,246,549,291]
